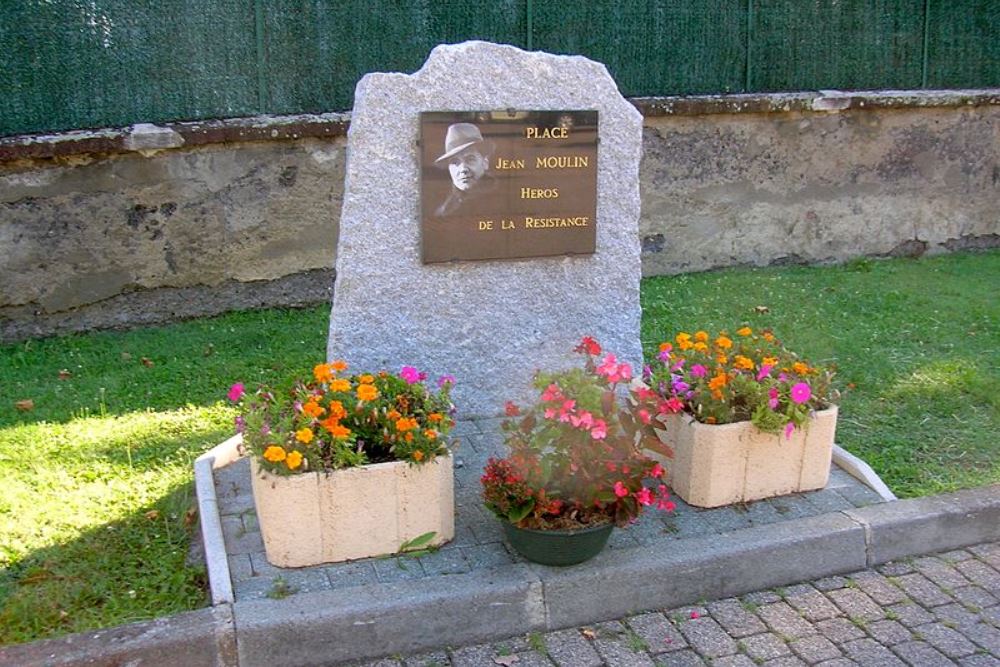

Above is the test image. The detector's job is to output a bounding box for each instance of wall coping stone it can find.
[2,88,997,163]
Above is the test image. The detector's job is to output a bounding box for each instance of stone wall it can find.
[2,92,998,342]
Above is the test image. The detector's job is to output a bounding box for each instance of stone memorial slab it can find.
[327,41,643,416]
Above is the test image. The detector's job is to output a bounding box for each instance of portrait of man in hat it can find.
[433,122,496,217]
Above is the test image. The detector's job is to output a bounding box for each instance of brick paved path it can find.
[361,542,1000,667]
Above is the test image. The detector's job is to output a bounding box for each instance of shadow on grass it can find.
[0,477,209,646]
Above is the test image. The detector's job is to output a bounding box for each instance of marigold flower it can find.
[405,432,414,442]
[694,331,709,343]
[387,409,402,420]
[716,354,728,365]
[659,342,673,353]
[412,450,424,462]
[762,356,778,366]
[302,401,325,418]
[715,335,733,349]
[263,445,286,462]
[329,378,351,392]
[762,332,775,342]
[736,327,752,337]
[676,332,691,344]
[395,417,418,432]
[328,400,346,419]
[708,373,728,390]
[286,450,303,470]
[733,355,755,371]
[792,362,810,375]
[356,384,378,401]
[358,374,375,384]
[313,363,334,383]
[678,339,694,351]
[331,359,348,372]
[693,342,709,352]
[424,429,438,440]
[295,427,314,444]
[328,424,351,439]
[428,412,443,423]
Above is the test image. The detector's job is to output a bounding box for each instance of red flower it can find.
[505,401,521,417]
[575,336,602,356]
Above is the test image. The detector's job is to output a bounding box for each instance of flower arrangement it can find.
[482,337,674,530]
[229,362,456,475]
[647,327,836,437]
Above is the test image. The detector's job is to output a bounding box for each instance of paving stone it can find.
[698,506,753,532]
[656,649,706,666]
[957,560,1000,595]
[802,489,856,513]
[835,484,884,508]
[959,654,1000,667]
[913,556,973,589]
[887,602,936,628]
[933,602,983,629]
[789,634,842,663]
[712,655,757,667]
[827,588,886,623]
[893,573,955,608]
[969,544,1000,570]
[951,585,1000,610]
[676,617,738,658]
[357,658,404,667]
[890,640,955,667]
[758,602,819,639]
[707,598,768,638]
[450,643,498,667]
[743,590,785,606]
[592,624,657,667]
[760,656,807,667]
[235,569,332,601]
[543,628,603,667]
[866,619,913,645]
[404,650,451,666]
[815,618,867,644]
[461,542,517,569]
[812,659,857,667]
[493,634,531,654]
[221,514,265,555]
[373,556,426,582]
[626,612,687,654]
[741,633,792,661]
[662,511,716,538]
[508,651,553,667]
[770,497,817,520]
[841,638,907,666]
[984,606,1000,629]
[941,549,976,564]
[913,622,978,658]
[849,570,909,606]
[744,499,785,526]
[325,561,380,590]
[813,576,850,592]
[879,562,917,577]
[965,621,1000,656]
[419,548,471,576]
[606,528,641,550]
[248,551,281,577]
[783,584,842,621]
[666,605,709,622]
[228,553,254,582]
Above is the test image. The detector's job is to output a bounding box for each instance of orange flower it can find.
[424,429,438,440]
[330,359,348,372]
[412,450,424,462]
[358,374,375,384]
[762,332,775,342]
[715,335,733,350]
[356,384,378,401]
[792,362,810,375]
[427,413,443,423]
[678,339,694,351]
[313,363,334,383]
[395,417,418,432]
[706,416,718,424]
[404,432,414,443]
[286,450,303,470]
[675,332,691,345]
[658,342,673,353]
[733,355,754,371]
[329,378,351,392]
[762,356,778,366]
[736,327,752,337]
[708,373,728,390]
[263,445,286,462]
[693,341,709,352]
[295,427,314,444]
[710,389,724,400]
[716,354,728,365]
[303,401,325,418]
[328,424,351,439]
[319,415,340,432]
[327,400,346,419]
[694,331,709,343]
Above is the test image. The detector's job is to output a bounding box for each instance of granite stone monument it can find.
[327,41,643,416]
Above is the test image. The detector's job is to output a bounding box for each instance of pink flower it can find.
[659,397,684,414]
[757,364,773,381]
[597,353,619,377]
[690,364,707,378]
[400,366,421,384]
[657,348,671,362]
[227,382,245,402]
[650,463,665,479]
[437,374,456,388]
[768,387,779,410]
[613,481,629,498]
[790,382,812,404]
[658,498,676,512]
[504,401,520,417]
[785,422,796,440]
[590,419,608,440]
[635,487,654,506]
[638,408,652,425]
[544,408,557,419]
[690,611,700,620]
[541,383,562,402]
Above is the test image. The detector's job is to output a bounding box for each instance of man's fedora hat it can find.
[435,123,493,164]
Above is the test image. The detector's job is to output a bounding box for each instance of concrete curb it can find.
[194,435,243,606]
[229,484,999,666]
[831,444,898,501]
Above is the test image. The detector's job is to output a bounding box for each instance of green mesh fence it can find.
[1,0,997,137]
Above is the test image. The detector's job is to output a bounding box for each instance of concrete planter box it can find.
[251,452,454,567]
[656,407,837,508]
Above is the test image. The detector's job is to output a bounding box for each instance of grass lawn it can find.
[1,250,997,644]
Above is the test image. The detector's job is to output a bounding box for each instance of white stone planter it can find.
[251,452,455,567]
[655,407,837,508]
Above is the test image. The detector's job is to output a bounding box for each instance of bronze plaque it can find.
[420,110,598,264]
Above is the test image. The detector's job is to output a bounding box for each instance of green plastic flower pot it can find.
[502,521,613,566]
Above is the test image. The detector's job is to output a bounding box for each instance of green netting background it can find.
[1,0,997,136]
